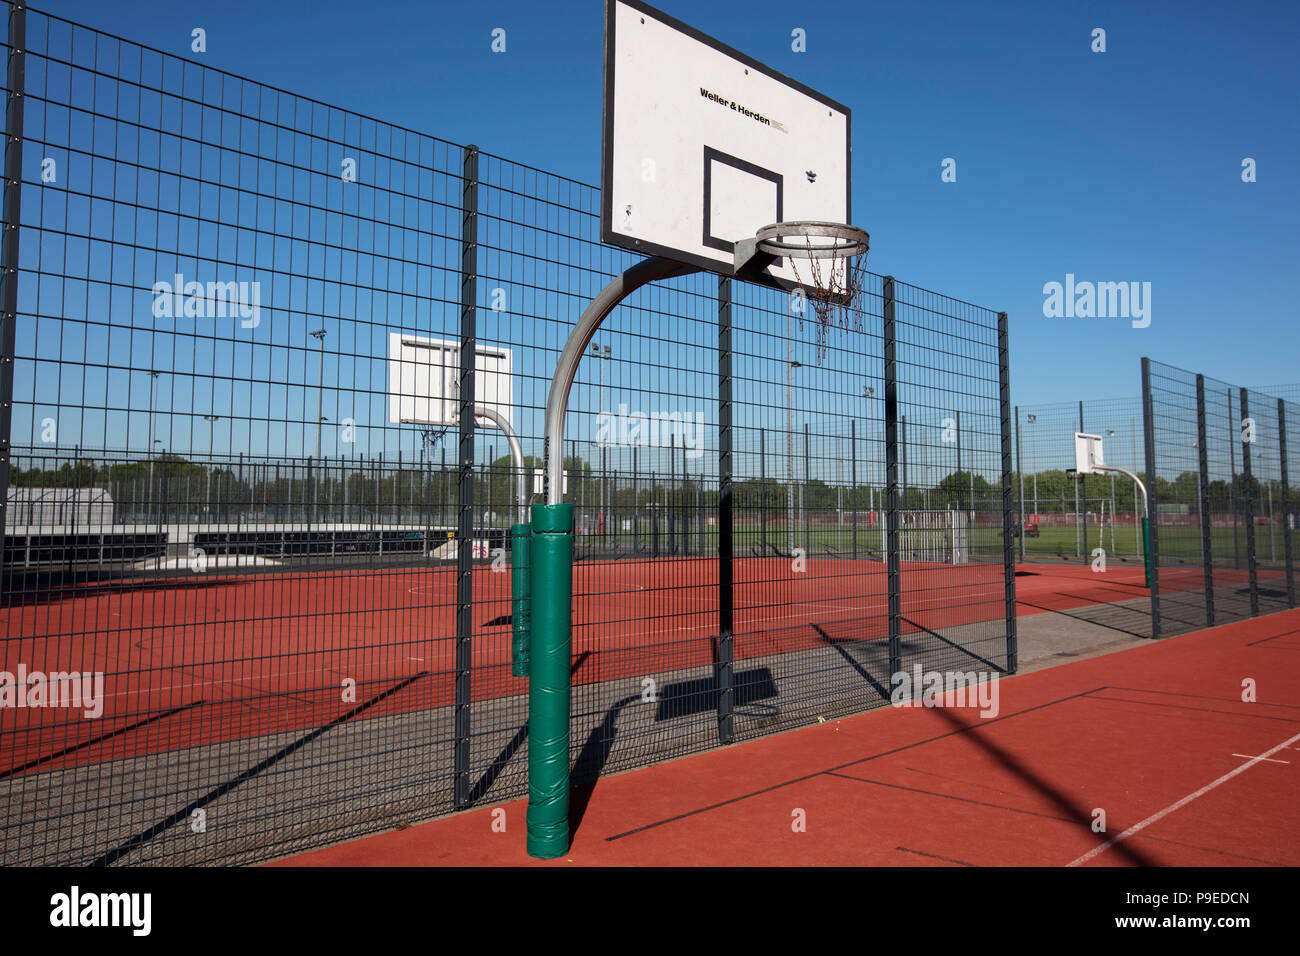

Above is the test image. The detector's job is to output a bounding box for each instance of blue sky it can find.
[31,0,1300,412]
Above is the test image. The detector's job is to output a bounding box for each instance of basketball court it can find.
[272,608,1300,866]
[2,0,1291,877]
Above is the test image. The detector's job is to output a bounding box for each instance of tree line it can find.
[8,453,1296,522]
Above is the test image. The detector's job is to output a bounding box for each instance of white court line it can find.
[1066,730,1300,867]
[110,663,343,702]
[1231,753,1288,763]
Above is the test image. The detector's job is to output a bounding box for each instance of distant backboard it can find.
[387,333,513,429]
[601,0,850,292]
[533,469,568,496]
[1075,432,1104,475]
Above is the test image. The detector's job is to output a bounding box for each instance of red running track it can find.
[273,608,1300,866]
[1,558,1149,776]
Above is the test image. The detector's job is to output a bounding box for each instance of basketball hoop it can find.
[754,221,870,356]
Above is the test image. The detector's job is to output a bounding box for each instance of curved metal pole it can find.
[1097,464,1147,517]
[1096,463,1152,588]
[473,404,526,525]
[527,255,698,859]
[544,257,699,502]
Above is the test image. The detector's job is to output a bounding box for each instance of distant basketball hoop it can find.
[754,221,870,355]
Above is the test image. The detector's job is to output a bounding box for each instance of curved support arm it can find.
[474,404,527,525]
[543,257,699,504]
[1096,465,1148,518]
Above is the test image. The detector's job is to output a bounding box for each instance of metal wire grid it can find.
[1143,360,1298,638]
[1144,363,1210,635]
[3,2,473,865]
[1013,397,1147,562]
[892,280,1009,681]
[0,1,1015,864]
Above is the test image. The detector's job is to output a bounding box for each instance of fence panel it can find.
[0,0,1015,865]
[1142,360,1298,638]
[1014,397,1145,565]
[891,280,1011,682]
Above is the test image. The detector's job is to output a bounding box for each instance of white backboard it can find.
[601,0,851,292]
[533,469,568,495]
[387,333,513,428]
[1075,432,1104,475]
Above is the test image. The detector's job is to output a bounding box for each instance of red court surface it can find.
[272,608,1300,866]
[1,558,1133,768]
[2,559,1150,776]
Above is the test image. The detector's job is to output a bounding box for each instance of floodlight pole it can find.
[530,255,696,859]
[311,329,326,459]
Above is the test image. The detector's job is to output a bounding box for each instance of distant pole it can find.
[955,409,962,511]
[1228,387,1239,569]
[147,371,160,521]
[592,341,610,544]
[1131,415,1139,552]
[851,420,857,559]
[311,329,327,459]
[786,311,796,553]
[147,371,160,458]
[204,415,219,516]
[759,427,767,554]
[1027,413,1038,523]
[900,415,908,509]
[311,329,326,522]
[802,423,809,551]
[1076,403,1083,558]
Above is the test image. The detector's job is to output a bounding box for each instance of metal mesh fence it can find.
[0,1,1014,865]
[1142,359,1297,638]
[1013,397,1146,565]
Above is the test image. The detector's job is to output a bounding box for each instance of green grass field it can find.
[1022,521,1287,565]
[577,520,1008,558]
[1022,523,1143,558]
[576,516,1289,566]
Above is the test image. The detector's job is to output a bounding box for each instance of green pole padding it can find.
[1141,515,1152,589]
[526,502,573,859]
[511,522,531,677]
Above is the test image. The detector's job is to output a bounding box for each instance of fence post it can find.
[1240,388,1258,616]
[883,277,901,681]
[1195,374,1214,627]
[1279,398,1294,609]
[998,312,1017,672]
[1141,358,1160,637]
[716,276,734,744]
[453,144,479,809]
[0,2,26,597]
